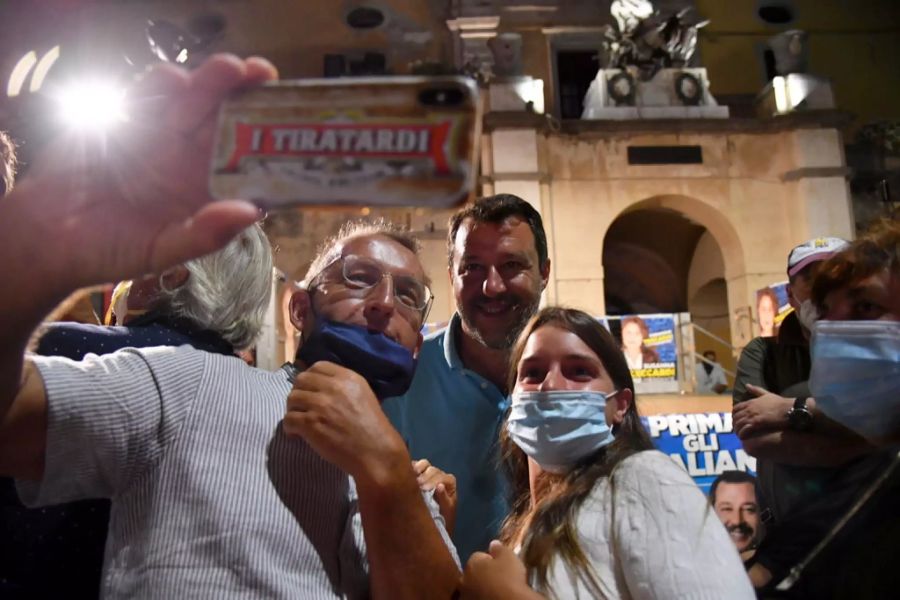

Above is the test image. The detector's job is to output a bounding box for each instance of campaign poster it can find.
[608,314,679,394]
[755,281,792,337]
[643,412,757,494]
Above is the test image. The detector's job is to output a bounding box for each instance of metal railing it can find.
[690,321,737,379]
[677,317,738,395]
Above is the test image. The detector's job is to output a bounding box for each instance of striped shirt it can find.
[18,346,456,599]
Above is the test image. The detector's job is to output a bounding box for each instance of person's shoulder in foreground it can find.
[599,450,757,600]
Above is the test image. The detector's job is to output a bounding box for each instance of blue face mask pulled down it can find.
[809,320,900,441]
[507,390,617,473]
[297,319,417,401]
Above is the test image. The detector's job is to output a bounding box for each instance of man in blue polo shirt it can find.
[384,194,550,561]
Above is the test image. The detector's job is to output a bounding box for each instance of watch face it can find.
[789,408,813,431]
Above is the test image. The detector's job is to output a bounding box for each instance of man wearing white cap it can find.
[732,237,853,517]
[729,236,884,589]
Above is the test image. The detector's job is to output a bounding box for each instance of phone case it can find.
[209,76,480,209]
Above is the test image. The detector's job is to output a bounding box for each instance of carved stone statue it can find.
[487,32,523,77]
[767,30,809,75]
[602,0,709,81]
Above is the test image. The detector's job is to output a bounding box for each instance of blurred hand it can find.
[284,361,409,488]
[413,458,458,534]
[12,54,277,291]
[459,540,540,600]
[733,385,792,439]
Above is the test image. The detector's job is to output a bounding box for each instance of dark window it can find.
[348,52,386,76]
[627,146,703,165]
[346,7,385,30]
[758,3,795,25]
[323,54,346,77]
[555,50,599,119]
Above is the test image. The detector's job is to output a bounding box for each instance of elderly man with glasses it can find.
[0,55,459,599]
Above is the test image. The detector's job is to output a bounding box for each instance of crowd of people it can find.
[0,54,897,599]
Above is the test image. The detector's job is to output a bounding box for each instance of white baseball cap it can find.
[787,237,850,277]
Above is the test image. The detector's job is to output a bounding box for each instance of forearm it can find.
[0,348,28,442]
[0,180,72,421]
[356,457,459,600]
[806,398,862,438]
[742,430,873,467]
[0,360,47,479]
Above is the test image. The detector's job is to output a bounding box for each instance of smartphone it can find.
[209,76,480,209]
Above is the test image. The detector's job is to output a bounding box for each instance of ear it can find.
[159,265,189,291]
[609,387,633,426]
[289,290,313,333]
[539,259,551,290]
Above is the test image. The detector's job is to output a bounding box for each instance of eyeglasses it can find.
[312,255,434,321]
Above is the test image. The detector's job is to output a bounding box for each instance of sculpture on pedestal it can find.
[581,0,727,119]
[603,0,709,81]
[767,30,809,76]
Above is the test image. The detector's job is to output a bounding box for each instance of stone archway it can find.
[603,207,706,314]
[600,194,747,348]
[609,194,746,282]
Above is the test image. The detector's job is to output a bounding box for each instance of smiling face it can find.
[514,324,629,428]
[451,216,548,350]
[713,481,761,554]
[290,234,425,355]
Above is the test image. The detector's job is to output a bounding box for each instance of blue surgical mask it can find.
[809,320,900,440]
[297,319,417,401]
[507,390,617,473]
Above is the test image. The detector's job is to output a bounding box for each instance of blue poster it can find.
[756,280,792,337]
[609,314,679,393]
[642,412,757,494]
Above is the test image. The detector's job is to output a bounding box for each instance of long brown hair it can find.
[499,307,654,597]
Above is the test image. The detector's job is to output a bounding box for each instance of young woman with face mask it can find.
[459,307,754,600]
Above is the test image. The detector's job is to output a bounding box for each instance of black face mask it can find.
[297,319,417,401]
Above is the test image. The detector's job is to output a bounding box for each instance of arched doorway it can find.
[603,208,708,315]
[601,196,744,384]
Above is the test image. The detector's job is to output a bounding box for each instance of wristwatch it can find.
[787,396,813,432]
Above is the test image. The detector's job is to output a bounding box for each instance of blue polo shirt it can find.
[383,313,511,563]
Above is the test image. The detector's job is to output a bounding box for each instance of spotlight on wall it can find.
[56,80,127,131]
